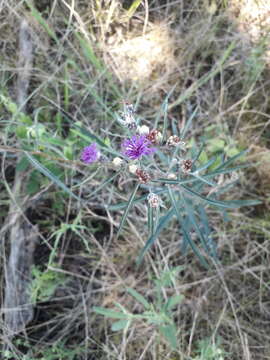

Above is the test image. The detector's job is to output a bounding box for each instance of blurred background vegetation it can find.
[0,0,270,359]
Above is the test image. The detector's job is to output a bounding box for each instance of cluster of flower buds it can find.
[112,157,125,170]
[81,100,192,191]
[147,192,160,208]
[146,129,162,144]
[117,100,137,129]
[181,159,193,174]
[135,168,151,184]
[166,135,186,150]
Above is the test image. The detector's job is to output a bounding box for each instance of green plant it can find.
[94,266,184,350]
[0,340,83,360]
[5,92,260,268]
[30,265,67,303]
[193,337,227,360]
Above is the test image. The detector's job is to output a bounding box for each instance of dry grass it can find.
[1,0,270,359]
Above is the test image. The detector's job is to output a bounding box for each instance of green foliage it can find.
[0,340,83,360]
[244,36,268,86]
[94,267,184,350]
[30,265,67,303]
[193,337,227,360]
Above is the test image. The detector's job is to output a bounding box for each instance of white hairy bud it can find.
[112,157,124,169]
[167,173,177,180]
[137,125,150,135]
[129,164,138,174]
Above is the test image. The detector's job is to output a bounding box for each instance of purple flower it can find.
[81,143,100,164]
[121,135,156,160]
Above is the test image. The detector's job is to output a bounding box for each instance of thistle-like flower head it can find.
[81,143,100,164]
[121,135,156,160]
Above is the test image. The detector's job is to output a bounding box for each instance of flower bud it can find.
[135,169,151,184]
[167,173,177,180]
[137,125,150,135]
[181,159,193,174]
[147,192,160,208]
[112,157,124,169]
[167,135,180,147]
[146,129,162,144]
[129,164,138,174]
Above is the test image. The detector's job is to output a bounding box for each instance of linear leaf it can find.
[181,106,198,139]
[165,294,184,311]
[216,149,249,170]
[181,185,261,208]
[148,203,154,237]
[137,207,175,265]
[127,0,143,18]
[180,194,212,256]
[127,288,150,309]
[167,186,209,268]
[196,155,218,172]
[88,171,120,198]
[26,1,58,43]
[161,85,177,141]
[108,188,168,211]
[75,32,103,71]
[111,319,130,331]
[116,183,140,238]
[153,163,251,186]
[193,142,205,164]
[159,324,178,350]
[190,173,216,187]
[25,152,81,201]
[93,307,127,319]
[205,163,251,177]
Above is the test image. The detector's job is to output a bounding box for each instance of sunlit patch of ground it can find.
[104,23,176,84]
[229,0,270,61]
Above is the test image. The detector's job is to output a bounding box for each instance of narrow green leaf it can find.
[181,185,261,208]
[196,155,218,172]
[191,172,217,187]
[137,207,175,265]
[26,1,58,43]
[75,32,103,71]
[148,203,154,237]
[25,153,81,201]
[165,294,184,311]
[152,177,198,185]
[108,188,168,211]
[116,183,140,238]
[159,324,178,350]
[127,0,143,18]
[161,85,177,141]
[93,307,127,319]
[180,194,212,256]
[167,186,209,268]
[193,142,205,161]
[181,106,198,139]
[153,163,251,186]
[87,171,120,198]
[75,32,120,97]
[216,149,249,170]
[16,156,29,172]
[205,163,251,177]
[127,287,150,309]
[111,319,130,331]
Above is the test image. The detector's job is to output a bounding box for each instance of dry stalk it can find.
[2,19,37,342]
